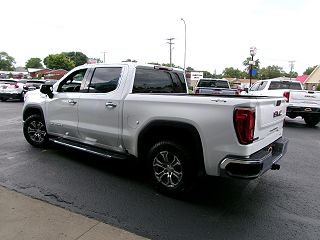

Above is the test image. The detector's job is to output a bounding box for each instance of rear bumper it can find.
[220,137,289,179]
[0,92,23,100]
[287,106,320,117]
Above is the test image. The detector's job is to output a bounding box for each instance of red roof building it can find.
[296,75,309,85]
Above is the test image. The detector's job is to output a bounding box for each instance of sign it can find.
[190,71,203,81]
[87,59,98,64]
[249,69,257,77]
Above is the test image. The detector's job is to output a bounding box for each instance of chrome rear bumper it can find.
[220,137,289,179]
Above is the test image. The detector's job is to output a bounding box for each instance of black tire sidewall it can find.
[304,117,320,127]
[23,114,48,147]
[147,141,195,195]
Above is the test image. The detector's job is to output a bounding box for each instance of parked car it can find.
[194,78,238,95]
[0,79,26,101]
[23,63,288,195]
[245,79,320,126]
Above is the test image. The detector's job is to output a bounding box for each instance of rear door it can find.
[77,65,127,151]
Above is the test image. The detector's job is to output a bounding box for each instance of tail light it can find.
[234,108,255,145]
[195,88,200,94]
[283,91,290,102]
[14,84,19,88]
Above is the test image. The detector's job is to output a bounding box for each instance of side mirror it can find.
[40,84,54,98]
[244,87,249,93]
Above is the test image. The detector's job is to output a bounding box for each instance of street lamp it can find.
[181,18,186,71]
[249,46,257,87]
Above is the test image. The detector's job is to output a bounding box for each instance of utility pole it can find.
[166,38,175,67]
[181,18,186,70]
[102,52,107,63]
[288,60,295,80]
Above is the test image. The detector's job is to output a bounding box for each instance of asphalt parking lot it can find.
[0,101,320,240]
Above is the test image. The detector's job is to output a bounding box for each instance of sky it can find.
[1,0,319,75]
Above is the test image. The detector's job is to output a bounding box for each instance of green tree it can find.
[303,65,317,75]
[284,71,298,78]
[0,51,15,71]
[122,59,137,62]
[186,66,194,71]
[243,57,260,71]
[257,65,286,79]
[25,57,43,69]
[44,54,75,70]
[222,67,245,78]
[62,52,88,67]
[317,84,320,91]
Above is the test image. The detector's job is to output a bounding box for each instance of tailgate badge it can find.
[273,110,282,118]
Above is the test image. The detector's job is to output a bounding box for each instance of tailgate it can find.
[254,97,286,142]
[289,90,320,107]
[198,88,236,95]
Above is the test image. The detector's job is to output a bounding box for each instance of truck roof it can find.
[74,62,184,73]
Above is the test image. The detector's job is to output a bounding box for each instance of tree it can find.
[303,65,317,75]
[25,57,43,69]
[0,51,16,71]
[257,65,286,79]
[317,84,320,91]
[62,52,88,67]
[186,66,194,71]
[122,59,137,62]
[222,67,245,78]
[284,71,298,78]
[44,54,75,70]
[243,57,260,71]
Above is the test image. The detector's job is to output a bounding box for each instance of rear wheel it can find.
[23,114,49,147]
[147,141,196,196]
[304,116,320,127]
[0,98,6,102]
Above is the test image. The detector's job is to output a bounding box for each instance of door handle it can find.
[68,99,77,105]
[105,102,117,109]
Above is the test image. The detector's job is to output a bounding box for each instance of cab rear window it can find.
[197,80,229,88]
[268,81,302,90]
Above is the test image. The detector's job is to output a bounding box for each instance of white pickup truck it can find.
[22,63,288,195]
[194,78,238,95]
[246,79,320,126]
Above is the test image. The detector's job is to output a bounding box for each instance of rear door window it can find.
[133,68,174,93]
[87,67,122,93]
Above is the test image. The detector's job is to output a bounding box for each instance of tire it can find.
[304,117,320,127]
[147,141,196,196]
[0,98,7,102]
[20,92,25,102]
[23,114,49,147]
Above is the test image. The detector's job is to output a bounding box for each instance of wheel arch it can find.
[137,120,205,175]
[23,105,45,121]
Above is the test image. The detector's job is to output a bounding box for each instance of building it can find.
[304,65,320,90]
[44,69,68,80]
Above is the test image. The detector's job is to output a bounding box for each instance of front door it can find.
[45,68,89,140]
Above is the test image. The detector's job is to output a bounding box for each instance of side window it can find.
[176,72,187,92]
[250,82,261,91]
[58,68,87,92]
[257,81,267,90]
[88,67,122,93]
[170,72,185,93]
[133,68,174,93]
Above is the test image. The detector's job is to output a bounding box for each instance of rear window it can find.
[197,79,229,88]
[268,81,302,90]
[133,68,186,93]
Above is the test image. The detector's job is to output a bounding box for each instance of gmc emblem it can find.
[273,110,282,118]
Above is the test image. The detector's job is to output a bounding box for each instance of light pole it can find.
[181,18,186,71]
[102,51,107,63]
[249,46,257,87]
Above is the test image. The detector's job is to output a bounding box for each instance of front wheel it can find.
[147,141,196,196]
[304,117,320,127]
[23,114,49,147]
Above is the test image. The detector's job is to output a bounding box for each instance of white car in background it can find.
[245,79,320,126]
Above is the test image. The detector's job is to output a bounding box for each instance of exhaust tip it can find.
[271,164,280,170]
